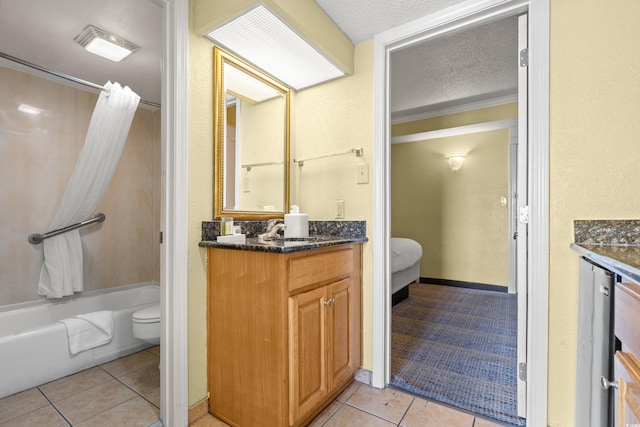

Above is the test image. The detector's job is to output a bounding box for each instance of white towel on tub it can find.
[60,310,114,355]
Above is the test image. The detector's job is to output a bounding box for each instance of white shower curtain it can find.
[38,82,140,298]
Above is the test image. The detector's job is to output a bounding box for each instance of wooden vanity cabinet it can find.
[207,244,362,427]
[615,281,640,425]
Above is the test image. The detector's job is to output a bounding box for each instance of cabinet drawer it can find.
[288,247,354,292]
[616,281,640,357]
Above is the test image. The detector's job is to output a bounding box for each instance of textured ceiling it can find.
[0,1,518,117]
[314,0,469,44]
[314,0,519,119]
[389,15,519,119]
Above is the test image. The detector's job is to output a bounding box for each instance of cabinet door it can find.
[327,278,353,391]
[616,351,640,426]
[289,287,327,425]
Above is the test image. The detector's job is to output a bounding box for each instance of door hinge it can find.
[519,362,527,381]
[519,206,530,224]
[159,231,163,244]
[520,48,529,67]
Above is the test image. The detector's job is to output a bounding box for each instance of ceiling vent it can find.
[74,25,140,62]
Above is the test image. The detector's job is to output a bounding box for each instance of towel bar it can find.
[28,213,106,244]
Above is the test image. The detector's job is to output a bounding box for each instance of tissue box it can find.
[217,234,246,244]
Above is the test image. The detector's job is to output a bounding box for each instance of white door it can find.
[516,12,529,418]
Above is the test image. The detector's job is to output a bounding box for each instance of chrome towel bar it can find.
[28,213,106,244]
[294,147,363,167]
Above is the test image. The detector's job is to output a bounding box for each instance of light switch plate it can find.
[357,163,369,184]
[335,200,345,219]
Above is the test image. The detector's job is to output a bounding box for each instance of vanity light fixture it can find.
[74,25,140,62]
[447,155,465,172]
[205,5,346,91]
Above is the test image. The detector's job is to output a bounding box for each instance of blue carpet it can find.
[390,283,526,426]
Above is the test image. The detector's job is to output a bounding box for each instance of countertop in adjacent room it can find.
[571,219,640,283]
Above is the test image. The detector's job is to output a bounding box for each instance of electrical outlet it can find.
[335,200,345,219]
[357,163,369,184]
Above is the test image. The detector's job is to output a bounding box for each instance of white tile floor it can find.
[1,348,508,427]
[193,381,506,427]
[0,347,160,426]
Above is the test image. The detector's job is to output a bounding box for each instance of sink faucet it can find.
[258,219,286,240]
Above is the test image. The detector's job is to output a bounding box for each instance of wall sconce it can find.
[447,155,465,172]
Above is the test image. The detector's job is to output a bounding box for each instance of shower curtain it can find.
[38,82,140,298]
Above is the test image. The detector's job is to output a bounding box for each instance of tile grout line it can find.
[342,400,409,426]
[395,396,415,426]
[45,368,140,427]
[317,401,343,426]
[98,363,161,409]
[35,386,73,426]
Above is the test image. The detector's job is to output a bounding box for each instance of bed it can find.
[391,237,423,305]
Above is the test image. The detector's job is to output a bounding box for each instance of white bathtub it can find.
[0,282,160,399]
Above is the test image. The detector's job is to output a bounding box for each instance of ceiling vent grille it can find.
[74,25,139,61]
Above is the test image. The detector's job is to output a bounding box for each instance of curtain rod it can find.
[0,52,160,108]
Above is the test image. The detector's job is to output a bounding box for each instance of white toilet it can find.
[132,303,160,345]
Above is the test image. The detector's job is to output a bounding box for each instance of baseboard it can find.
[391,286,409,306]
[188,398,209,425]
[355,368,373,385]
[419,277,508,293]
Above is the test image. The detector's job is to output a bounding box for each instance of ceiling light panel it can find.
[206,5,346,90]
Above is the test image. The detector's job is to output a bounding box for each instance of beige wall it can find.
[186,12,374,402]
[392,103,518,137]
[188,1,640,424]
[391,128,510,286]
[547,0,640,425]
[292,40,374,368]
[238,96,287,211]
[187,21,214,406]
[0,66,161,307]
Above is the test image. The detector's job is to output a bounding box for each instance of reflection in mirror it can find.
[214,47,290,219]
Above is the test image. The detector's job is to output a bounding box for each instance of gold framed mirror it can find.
[213,46,290,219]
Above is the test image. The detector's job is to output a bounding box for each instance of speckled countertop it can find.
[199,220,367,253]
[571,220,640,283]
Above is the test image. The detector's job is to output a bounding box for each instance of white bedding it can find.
[390,238,423,273]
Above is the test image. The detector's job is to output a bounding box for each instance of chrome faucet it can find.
[258,219,286,240]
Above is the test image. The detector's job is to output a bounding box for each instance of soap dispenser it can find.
[284,205,309,238]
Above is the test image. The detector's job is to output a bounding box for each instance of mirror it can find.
[214,47,290,219]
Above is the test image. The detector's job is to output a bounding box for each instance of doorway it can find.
[371,0,549,424]
[389,114,522,424]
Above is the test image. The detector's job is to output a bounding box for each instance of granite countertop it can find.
[199,235,368,253]
[199,220,368,254]
[571,220,640,283]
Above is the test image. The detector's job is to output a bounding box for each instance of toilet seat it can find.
[133,303,160,324]
[133,303,160,345]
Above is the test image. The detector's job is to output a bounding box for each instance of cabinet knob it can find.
[324,298,336,306]
[600,376,618,390]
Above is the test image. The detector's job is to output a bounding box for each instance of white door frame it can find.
[159,0,189,425]
[371,0,549,424]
